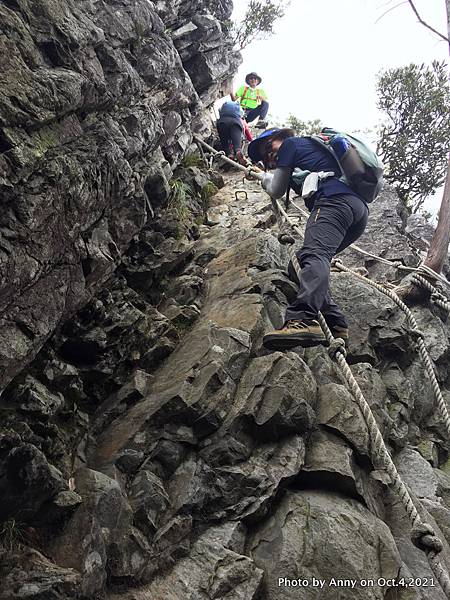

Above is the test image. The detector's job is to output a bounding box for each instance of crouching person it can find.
[216,100,251,165]
[232,72,269,129]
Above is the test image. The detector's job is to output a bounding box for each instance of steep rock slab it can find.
[221,351,317,440]
[107,522,263,600]
[0,442,65,522]
[91,228,288,469]
[48,467,149,598]
[0,549,81,600]
[91,323,252,469]
[163,434,305,524]
[248,490,407,600]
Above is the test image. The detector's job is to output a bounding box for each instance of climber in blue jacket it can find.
[216,101,250,166]
[247,128,369,350]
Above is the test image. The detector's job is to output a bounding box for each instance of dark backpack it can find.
[219,101,243,120]
[291,128,384,203]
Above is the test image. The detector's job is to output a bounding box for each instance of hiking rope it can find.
[319,310,450,597]
[193,137,265,175]
[272,202,450,598]
[194,136,450,293]
[332,258,450,439]
[273,198,450,439]
[412,274,450,313]
[192,137,450,595]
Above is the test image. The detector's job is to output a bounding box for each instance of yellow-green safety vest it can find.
[235,85,267,110]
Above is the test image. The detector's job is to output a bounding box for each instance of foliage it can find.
[0,519,27,552]
[182,152,205,168]
[168,178,193,237]
[201,182,218,205]
[376,60,450,213]
[285,116,323,136]
[233,0,289,49]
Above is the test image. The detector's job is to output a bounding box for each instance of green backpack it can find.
[291,128,384,203]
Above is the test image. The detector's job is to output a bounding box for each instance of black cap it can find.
[248,128,280,162]
[245,72,262,85]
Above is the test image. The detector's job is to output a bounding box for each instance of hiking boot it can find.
[255,120,268,129]
[263,320,326,350]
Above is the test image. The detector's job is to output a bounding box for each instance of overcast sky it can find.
[228,0,448,215]
[230,0,448,132]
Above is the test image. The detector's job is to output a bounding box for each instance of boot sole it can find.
[263,332,327,350]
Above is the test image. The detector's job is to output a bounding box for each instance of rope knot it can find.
[411,523,443,554]
[328,337,347,359]
[431,291,446,303]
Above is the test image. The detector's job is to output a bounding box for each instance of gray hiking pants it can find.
[285,194,368,327]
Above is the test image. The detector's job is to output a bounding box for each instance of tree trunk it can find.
[423,155,450,274]
[447,0,450,40]
[396,1,450,302]
[422,0,450,275]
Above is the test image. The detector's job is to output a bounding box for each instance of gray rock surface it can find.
[1,3,450,599]
[248,490,403,600]
[0,0,239,390]
[108,522,263,600]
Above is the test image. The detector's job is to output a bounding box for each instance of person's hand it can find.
[245,165,263,180]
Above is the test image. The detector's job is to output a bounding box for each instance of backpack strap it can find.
[241,86,261,106]
[308,135,344,178]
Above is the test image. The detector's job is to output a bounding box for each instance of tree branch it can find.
[375,1,408,25]
[407,0,450,44]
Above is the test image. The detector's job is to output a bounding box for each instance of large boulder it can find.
[248,490,405,600]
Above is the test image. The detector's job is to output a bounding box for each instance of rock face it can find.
[248,490,402,600]
[2,159,450,599]
[0,0,240,390]
[2,3,450,599]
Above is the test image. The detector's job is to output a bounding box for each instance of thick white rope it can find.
[270,199,450,597]
[333,259,450,439]
[413,273,450,313]
[191,139,450,594]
